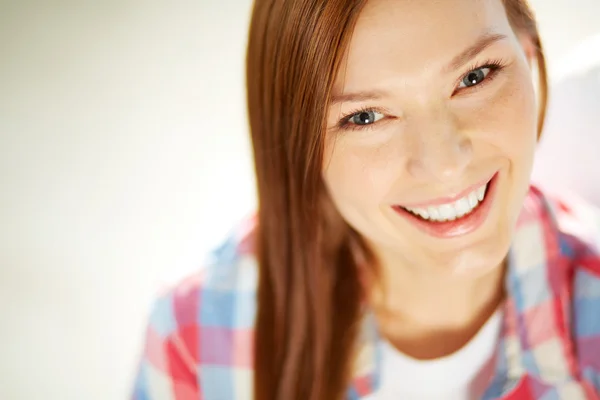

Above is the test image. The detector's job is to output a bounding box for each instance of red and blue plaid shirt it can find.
[132,186,600,399]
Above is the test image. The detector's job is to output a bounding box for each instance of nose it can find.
[406,106,473,182]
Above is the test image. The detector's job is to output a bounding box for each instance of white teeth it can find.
[455,198,470,217]
[403,182,489,222]
[477,186,486,201]
[428,206,440,220]
[439,204,455,220]
[468,192,478,208]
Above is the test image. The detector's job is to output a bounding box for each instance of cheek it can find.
[466,67,537,156]
[322,137,403,208]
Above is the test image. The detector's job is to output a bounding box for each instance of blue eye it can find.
[458,67,493,88]
[348,110,384,126]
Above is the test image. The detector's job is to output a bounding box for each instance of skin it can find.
[322,0,538,359]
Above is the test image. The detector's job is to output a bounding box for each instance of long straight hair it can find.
[246,1,548,399]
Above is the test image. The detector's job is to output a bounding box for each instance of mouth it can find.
[392,173,499,239]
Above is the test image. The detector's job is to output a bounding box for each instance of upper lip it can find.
[396,173,496,209]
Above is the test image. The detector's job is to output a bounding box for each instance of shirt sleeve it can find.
[132,293,200,400]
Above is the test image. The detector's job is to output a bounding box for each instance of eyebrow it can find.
[330,89,389,105]
[444,31,508,73]
[330,31,507,106]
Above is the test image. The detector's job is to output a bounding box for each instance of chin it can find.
[452,228,512,277]
[407,223,512,278]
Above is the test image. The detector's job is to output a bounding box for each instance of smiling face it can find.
[322,0,538,276]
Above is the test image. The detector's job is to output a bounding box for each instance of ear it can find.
[518,33,537,69]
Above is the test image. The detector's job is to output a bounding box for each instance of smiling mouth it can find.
[399,181,490,223]
[391,173,498,239]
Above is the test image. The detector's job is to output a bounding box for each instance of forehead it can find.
[336,0,514,89]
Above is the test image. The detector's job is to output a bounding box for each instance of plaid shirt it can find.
[132,186,600,399]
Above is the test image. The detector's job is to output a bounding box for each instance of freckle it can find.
[459,139,472,154]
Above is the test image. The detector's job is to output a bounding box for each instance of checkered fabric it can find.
[132,186,600,399]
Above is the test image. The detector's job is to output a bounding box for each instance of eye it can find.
[458,67,492,89]
[347,110,385,126]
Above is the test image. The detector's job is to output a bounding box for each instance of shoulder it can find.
[151,213,258,336]
[145,214,258,359]
[133,216,258,398]
[536,186,600,276]
[513,186,600,311]
[533,187,600,382]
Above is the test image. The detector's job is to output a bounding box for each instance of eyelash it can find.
[336,58,508,132]
[456,58,506,93]
[337,106,388,132]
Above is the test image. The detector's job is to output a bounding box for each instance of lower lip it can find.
[392,173,499,239]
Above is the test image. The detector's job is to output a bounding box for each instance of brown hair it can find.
[246,1,548,399]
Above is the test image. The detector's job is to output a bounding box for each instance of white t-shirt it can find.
[365,309,502,400]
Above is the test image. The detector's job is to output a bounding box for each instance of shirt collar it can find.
[348,186,580,399]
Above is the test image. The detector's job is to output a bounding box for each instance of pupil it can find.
[466,70,483,86]
[357,112,372,124]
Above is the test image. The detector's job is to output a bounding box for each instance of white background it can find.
[1,1,599,399]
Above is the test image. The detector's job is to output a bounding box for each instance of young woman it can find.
[132,0,600,399]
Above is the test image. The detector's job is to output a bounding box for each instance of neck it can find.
[366,248,506,359]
